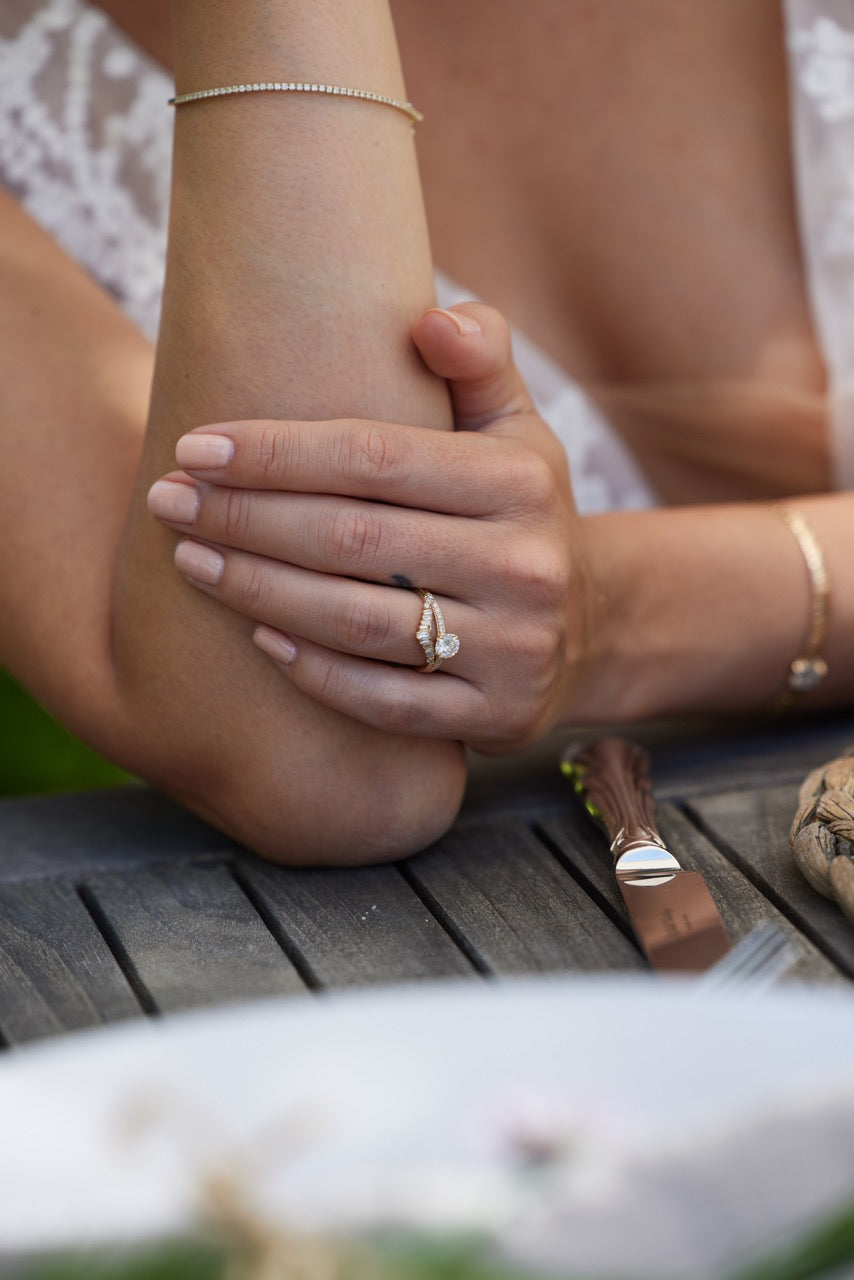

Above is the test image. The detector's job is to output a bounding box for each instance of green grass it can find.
[2,1238,540,1280]
[5,1241,224,1280]
[6,1204,854,1280]
[0,669,132,797]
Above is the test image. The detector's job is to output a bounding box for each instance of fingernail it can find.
[174,539,224,586]
[430,307,482,337]
[175,432,235,470]
[253,624,297,666]
[147,479,200,524]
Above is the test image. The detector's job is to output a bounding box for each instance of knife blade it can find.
[561,737,732,972]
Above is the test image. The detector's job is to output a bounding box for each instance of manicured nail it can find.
[147,479,200,524]
[430,308,482,337]
[175,432,234,470]
[253,624,297,666]
[174,539,224,586]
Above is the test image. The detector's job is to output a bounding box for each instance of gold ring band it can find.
[414,590,460,673]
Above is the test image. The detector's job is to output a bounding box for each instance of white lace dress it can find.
[787,0,854,489]
[1,0,852,507]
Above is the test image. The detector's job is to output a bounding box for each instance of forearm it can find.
[156,0,445,433]
[113,1,463,862]
[0,192,149,733]
[578,494,854,723]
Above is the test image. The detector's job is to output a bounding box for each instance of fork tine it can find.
[696,922,798,994]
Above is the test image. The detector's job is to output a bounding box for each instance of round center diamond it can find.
[789,656,828,692]
[435,633,460,660]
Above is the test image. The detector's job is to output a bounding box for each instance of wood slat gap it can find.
[229,863,323,992]
[532,820,637,946]
[395,863,492,977]
[680,798,854,978]
[658,804,845,981]
[75,883,158,1017]
[678,798,805,923]
[401,821,641,975]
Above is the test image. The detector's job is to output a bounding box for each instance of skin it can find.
[152,307,854,737]
[4,0,466,865]
[149,303,584,754]
[3,1,854,865]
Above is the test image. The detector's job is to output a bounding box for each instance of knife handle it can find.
[563,737,676,867]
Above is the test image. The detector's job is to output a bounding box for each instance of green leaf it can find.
[725,1198,854,1280]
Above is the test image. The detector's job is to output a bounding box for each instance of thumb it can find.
[412,302,538,431]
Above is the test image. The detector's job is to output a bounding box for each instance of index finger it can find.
[173,417,519,516]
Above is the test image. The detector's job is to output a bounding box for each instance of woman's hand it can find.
[146,304,590,754]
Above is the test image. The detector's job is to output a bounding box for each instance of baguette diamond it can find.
[414,590,460,673]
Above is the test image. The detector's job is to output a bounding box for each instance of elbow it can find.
[104,636,467,866]
[154,734,468,868]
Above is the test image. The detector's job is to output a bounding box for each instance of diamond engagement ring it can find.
[415,589,461,673]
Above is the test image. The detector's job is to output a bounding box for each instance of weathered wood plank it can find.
[2,714,850,884]
[461,714,854,824]
[81,862,306,1013]
[687,785,854,978]
[647,716,854,802]
[0,880,141,1044]
[403,822,642,974]
[0,786,238,885]
[533,804,636,940]
[235,860,474,987]
[0,711,848,1046]
[657,807,843,982]
[538,802,844,983]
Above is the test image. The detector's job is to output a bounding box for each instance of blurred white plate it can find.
[1,975,854,1277]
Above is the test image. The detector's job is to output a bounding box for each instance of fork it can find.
[697,920,798,994]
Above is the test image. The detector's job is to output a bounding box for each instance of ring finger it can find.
[174,538,479,674]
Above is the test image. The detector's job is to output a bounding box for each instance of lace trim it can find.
[0,0,171,339]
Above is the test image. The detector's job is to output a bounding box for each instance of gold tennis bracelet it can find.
[169,81,423,125]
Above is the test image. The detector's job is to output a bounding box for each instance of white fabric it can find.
[1,0,852,508]
[0,0,170,338]
[786,0,854,489]
[434,270,656,513]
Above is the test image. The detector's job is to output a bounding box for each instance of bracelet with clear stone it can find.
[772,505,830,711]
[168,81,423,126]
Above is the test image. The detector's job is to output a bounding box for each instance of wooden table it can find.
[1,714,853,1046]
